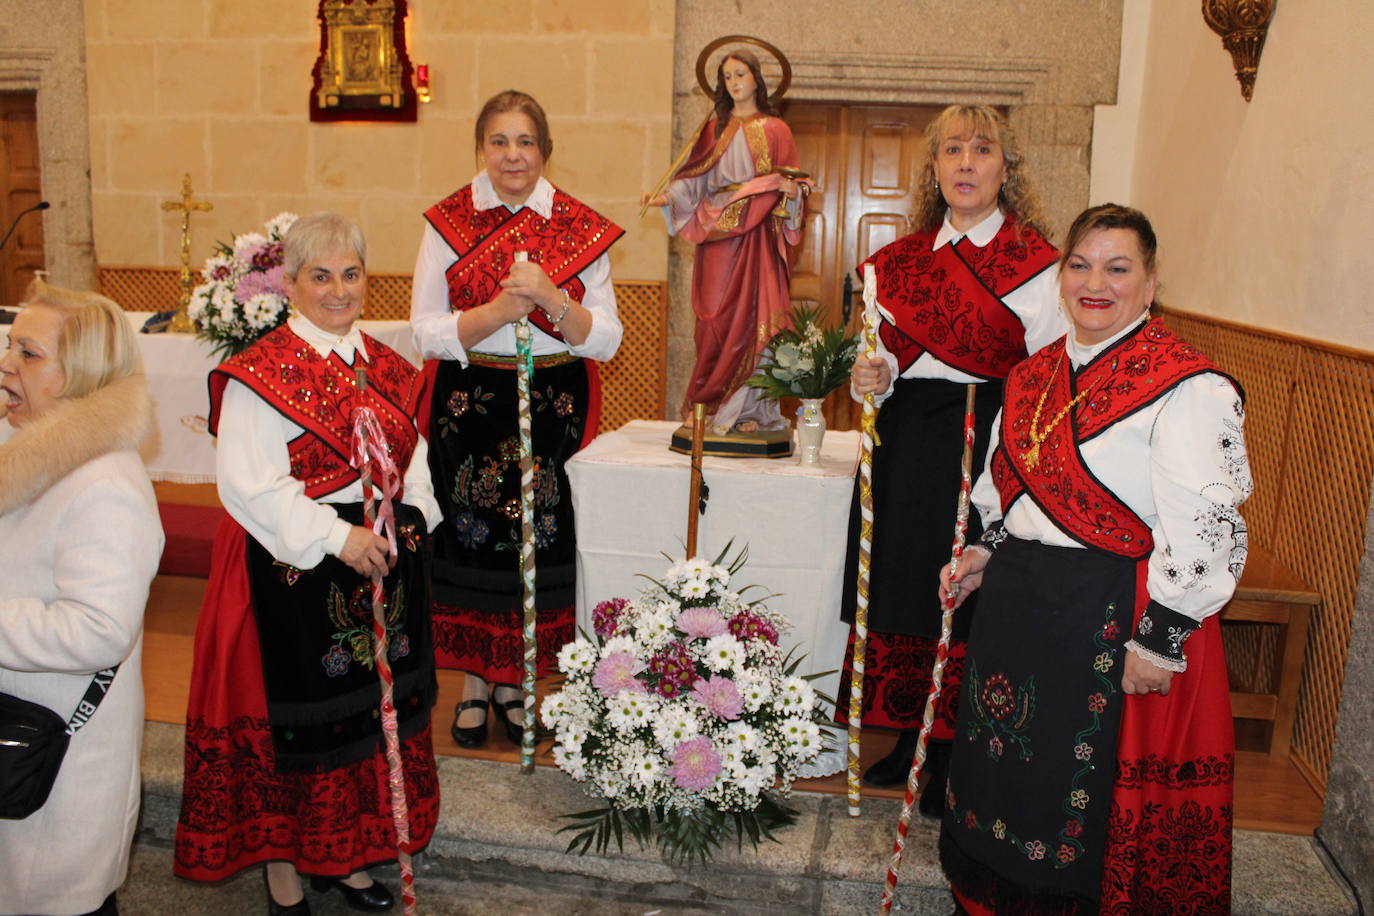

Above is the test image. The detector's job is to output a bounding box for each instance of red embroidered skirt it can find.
[431,601,574,684]
[174,520,439,882]
[834,627,966,740]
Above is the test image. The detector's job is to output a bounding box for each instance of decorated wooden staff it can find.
[685,402,707,557]
[513,250,539,774]
[878,383,977,915]
[846,263,881,817]
[350,369,418,916]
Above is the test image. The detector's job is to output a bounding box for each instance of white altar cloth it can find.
[566,419,859,775]
[0,311,416,482]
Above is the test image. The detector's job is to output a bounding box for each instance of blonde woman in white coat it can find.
[0,281,163,916]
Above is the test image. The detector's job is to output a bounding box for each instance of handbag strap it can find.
[64,665,118,736]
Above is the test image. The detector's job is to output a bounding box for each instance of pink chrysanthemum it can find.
[234,265,286,303]
[592,651,646,698]
[671,736,721,791]
[593,598,631,638]
[691,674,743,721]
[676,606,726,640]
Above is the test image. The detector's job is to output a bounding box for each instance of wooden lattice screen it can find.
[1163,307,1374,791]
[95,266,668,433]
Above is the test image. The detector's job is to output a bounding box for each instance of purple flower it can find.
[670,736,721,791]
[691,674,743,721]
[592,651,646,698]
[676,606,726,640]
[593,598,630,639]
[234,265,286,303]
[322,645,350,677]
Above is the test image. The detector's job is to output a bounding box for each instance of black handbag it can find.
[0,666,118,819]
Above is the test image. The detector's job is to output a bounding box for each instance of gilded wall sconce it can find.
[1202,0,1277,102]
[310,0,417,122]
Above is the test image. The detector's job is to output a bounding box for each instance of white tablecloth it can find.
[1,311,416,482]
[566,419,859,776]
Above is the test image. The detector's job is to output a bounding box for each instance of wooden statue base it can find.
[668,423,794,459]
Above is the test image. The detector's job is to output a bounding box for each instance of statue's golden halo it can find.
[695,35,793,104]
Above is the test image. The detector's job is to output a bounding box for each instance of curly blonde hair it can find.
[910,104,1052,243]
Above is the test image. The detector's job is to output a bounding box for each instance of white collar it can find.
[471,171,555,218]
[932,208,1005,251]
[288,314,370,364]
[1066,314,1150,369]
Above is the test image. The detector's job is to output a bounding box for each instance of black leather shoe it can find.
[450,697,488,749]
[917,741,952,820]
[264,868,311,915]
[862,730,918,789]
[497,695,526,746]
[310,876,395,912]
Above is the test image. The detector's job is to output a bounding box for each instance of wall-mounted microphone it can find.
[0,200,49,253]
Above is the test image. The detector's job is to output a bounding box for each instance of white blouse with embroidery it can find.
[971,317,1253,637]
[216,315,442,570]
[860,208,1067,402]
[409,173,621,366]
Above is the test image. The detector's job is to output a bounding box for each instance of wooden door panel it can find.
[0,92,43,303]
[779,101,940,430]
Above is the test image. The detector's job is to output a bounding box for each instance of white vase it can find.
[796,398,826,466]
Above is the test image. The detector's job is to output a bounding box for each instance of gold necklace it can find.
[1022,350,1088,469]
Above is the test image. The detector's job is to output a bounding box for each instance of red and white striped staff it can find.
[878,382,977,914]
[350,375,417,916]
[846,263,881,816]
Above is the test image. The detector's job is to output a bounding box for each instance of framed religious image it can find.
[310,0,417,123]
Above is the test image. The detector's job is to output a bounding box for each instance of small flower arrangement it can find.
[188,212,297,360]
[544,545,830,864]
[745,304,859,400]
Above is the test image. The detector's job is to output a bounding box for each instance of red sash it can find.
[208,325,423,499]
[423,185,623,341]
[990,318,1238,913]
[864,218,1057,379]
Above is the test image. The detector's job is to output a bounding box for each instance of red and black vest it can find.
[423,185,623,341]
[864,217,1057,380]
[208,324,423,499]
[991,318,1238,558]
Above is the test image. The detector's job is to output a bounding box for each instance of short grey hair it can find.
[282,212,367,278]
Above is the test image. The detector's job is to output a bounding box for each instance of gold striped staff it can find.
[879,383,977,913]
[847,263,880,817]
[513,250,539,774]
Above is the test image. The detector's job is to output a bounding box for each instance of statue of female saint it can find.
[644,46,809,439]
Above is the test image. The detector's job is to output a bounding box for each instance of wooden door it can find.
[783,102,939,429]
[0,92,43,304]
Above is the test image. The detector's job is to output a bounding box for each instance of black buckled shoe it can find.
[450,697,488,749]
[917,741,952,820]
[309,876,395,912]
[497,695,526,746]
[861,730,919,789]
[264,869,311,915]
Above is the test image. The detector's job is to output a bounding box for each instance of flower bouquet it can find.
[543,545,830,864]
[744,304,859,400]
[188,212,297,360]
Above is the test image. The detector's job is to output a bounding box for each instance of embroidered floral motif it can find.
[1093,652,1115,673]
[1026,840,1046,861]
[454,511,491,549]
[965,661,1036,760]
[535,513,558,549]
[446,390,469,417]
[993,819,1006,839]
[555,392,575,416]
[1087,692,1108,714]
[1166,625,1193,655]
[1138,615,1154,636]
[322,579,409,675]
[273,560,304,586]
[1074,742,1093,761]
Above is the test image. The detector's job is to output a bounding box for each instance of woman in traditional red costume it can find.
[410,90,623,751]
[939,204,1249,914]
[839,105,1065,812]
[643,49,807,434]
[175,214,442,914]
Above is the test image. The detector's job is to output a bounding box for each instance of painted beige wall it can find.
[1128,0,1374,347]
[83,0,675,280]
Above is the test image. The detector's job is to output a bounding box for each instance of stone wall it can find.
[1320,489,1374,907]
[82,0,675,278]
[662,0,1123,416]
[0,0,94,288]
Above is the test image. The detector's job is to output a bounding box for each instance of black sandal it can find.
[450,697,488,749]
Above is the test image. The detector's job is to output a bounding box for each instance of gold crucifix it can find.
[161,173,213,333]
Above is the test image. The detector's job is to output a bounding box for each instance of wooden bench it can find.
[1221,543,1318,760]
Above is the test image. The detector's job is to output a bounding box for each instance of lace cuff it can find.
[1130,600,1197,671]
[978,522,1009,553]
